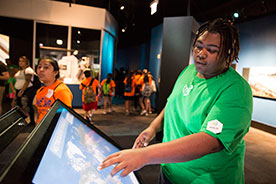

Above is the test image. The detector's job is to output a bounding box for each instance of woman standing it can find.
[123,72,137,115]
[34,57,73,125]
[14,56,36,124]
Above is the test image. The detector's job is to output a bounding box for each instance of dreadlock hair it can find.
[193,18,240,69]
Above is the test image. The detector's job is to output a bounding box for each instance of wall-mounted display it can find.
[242,67,276,100]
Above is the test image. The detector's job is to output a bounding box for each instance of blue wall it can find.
[148,24,163,108]
[116,43,150,71]
[101,31,115,81]
[68,84,82,107]
[237,13,276,128]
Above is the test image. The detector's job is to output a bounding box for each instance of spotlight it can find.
[233,12,239,19]
[150,0,159,15]
[56,39,63,45]
[77,40,80,44]
[122,28,126,32]
[120,6,124,10]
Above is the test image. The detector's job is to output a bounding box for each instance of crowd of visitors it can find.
[0,55,157,126]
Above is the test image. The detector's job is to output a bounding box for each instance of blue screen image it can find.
[32,108,139,184]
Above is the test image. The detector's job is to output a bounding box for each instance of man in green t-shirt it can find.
[99,18,253,184]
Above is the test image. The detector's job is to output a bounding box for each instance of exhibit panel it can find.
[0,100,142,184]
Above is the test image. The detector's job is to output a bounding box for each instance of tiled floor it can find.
[1,102,276,183]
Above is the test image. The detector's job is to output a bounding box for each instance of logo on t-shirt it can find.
[206,120,223,134]
[182,83,193,96]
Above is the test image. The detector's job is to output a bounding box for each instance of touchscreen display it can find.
[32,108,140,184]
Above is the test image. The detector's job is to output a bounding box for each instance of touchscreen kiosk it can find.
[0,100,142,184]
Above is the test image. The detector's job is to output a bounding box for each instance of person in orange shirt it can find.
[101,73,116,114]
[136,70,152,116]
[133,69,142,111]
[79,68,100,123]
[123,72,137,115]
[34,57,73,125]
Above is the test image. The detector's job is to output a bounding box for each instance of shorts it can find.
[9,93,15,99]
[124,96,134,101]
[83,101,97,111]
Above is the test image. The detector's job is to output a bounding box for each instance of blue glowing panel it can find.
[32,108,139,184]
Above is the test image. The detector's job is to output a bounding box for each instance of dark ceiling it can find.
[54,0,276,47]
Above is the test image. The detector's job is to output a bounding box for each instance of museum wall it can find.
[116,43,150,72]
[0,0,112,33]
[237,13,276,128]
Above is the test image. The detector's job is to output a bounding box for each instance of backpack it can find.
[103,81,110,95]
[81,79,96,103]
[141,82,153,97]
[124,80,132,93]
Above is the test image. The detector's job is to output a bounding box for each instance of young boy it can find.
[8,67,17,108]
[79,68,100,123]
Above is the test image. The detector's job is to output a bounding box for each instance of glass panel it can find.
[35,23,69,65]
[36,23,68,50]
[70,27,101,82]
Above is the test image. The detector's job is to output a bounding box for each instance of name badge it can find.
[46,89,54,98]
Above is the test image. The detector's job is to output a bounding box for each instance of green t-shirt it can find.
[8,77,16,93]
[162,64,253,184]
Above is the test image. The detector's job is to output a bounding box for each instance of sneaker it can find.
[88,115,93,122]
[140,110,146,115]
[145,113,149,116]
[103,110,107,114]
[108,108,113,113]
[149,111,152,114]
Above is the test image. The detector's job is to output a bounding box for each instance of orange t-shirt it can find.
[35,80,73,125]
[135,74,142,81]
[79,77,100,102]
[137,75,152,91]
[100,79,116,95]
[123,77,137,96]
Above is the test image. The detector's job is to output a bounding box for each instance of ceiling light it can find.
[77,31,81,34]
[150,0,158,15]
[120,6,124,10]
[233,12,239,18]
[56,39,63,45]
[122,28,126,32]
[77,40,80,44]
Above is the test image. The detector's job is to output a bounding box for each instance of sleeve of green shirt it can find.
[200,80,253,153]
